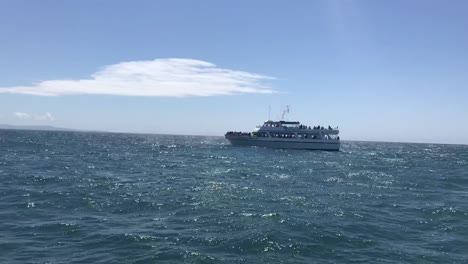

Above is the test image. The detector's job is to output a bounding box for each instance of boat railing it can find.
[258,125,339,131]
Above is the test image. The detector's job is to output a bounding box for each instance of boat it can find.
[225,120,340,151]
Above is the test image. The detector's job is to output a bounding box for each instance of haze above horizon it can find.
[1,0,467,144]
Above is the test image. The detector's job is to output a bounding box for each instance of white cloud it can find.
[35,112,55,121]
[13,112,54,121]
[0,58,275,97]
[14,112,31,119]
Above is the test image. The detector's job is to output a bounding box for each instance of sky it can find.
[1,0,467,144]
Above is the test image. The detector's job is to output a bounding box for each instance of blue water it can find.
[1,130,467,263]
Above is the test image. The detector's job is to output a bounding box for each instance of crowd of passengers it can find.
[226,131,340,140]
[298,125,336,130]
[226,131,252,136]
[263,124,336,130]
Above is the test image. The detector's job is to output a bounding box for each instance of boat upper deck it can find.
[255,120,339,134]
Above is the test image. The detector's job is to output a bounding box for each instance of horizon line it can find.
[0,124,466,146]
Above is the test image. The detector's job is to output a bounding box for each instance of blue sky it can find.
[1,0,467,144]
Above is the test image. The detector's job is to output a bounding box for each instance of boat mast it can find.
[281,105,290,121]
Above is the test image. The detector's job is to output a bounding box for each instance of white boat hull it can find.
[225,135,340,151]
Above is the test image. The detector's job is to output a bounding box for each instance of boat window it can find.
[256,132,269,137]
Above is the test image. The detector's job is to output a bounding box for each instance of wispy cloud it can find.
[0,58,275,97]
[13,112,54,121]
[14,112,31,119]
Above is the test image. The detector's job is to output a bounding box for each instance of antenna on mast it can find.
[268,105,271,120]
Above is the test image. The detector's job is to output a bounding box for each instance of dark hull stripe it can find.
[225,137,340,145]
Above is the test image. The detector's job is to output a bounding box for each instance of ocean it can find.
[1,129,467,263]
